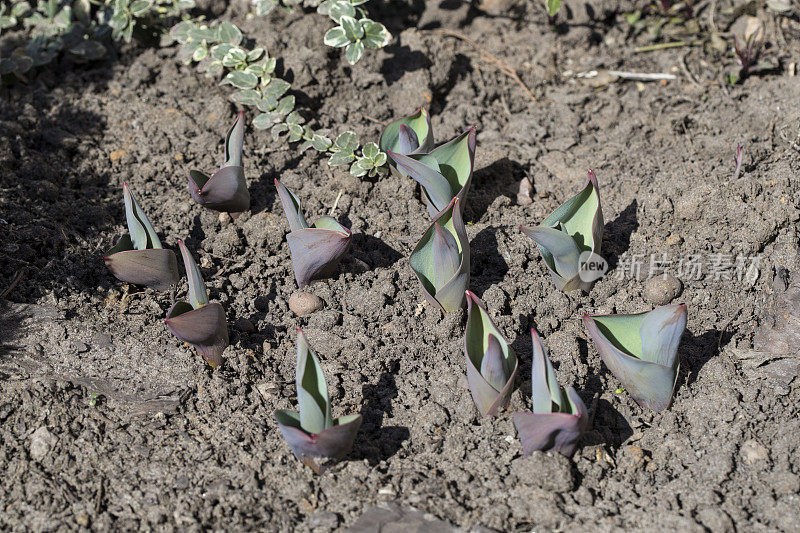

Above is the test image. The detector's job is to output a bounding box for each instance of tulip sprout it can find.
[275,179,352,288]
[275,328,363,474]
[464,291,518,416]
[583,304,687,412]
[379,107,434,156]
[104,183,179,290]
[513,328,588,456]
[387,127,476,217]
[409,197,470,313]
[519,170,603,292]
[189,111,251,213]
[165,241,229,367]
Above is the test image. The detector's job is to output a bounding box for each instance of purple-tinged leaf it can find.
[104,235,179,290]
[224,110,244,167]
[275,410,362,473]
[177,240,209,309]
[582,304,687,412]
[531,327,566,414]
[296,328,333,435]
[519,170,603,292]
[189,166,250,213]
[379,107,434,155]
[519,225,581,286]
[275,178,309,232]
[733,144,744,180]
[422,126,476,217]
[464,291,518,416]
[432,222,460,293]
[397,124,420,155]
[286,227,351,288]
[513,387,588,457]
[165,300,228,367]
[409,198,470,313]
[480,334,508,392]
[386,150,452,214]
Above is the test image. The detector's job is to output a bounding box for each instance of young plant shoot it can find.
[165,241,229,367]
[189,111,250,213]
[104,183,179,290]
[583,304,687,412]
[513,328,588,456]
[410,197,470,313]
[387,126,476,217]
[519,170,603,292]
[274,328,363,474]
[275,179,352,288]
[464,291,518,416]
[379,107,434,156]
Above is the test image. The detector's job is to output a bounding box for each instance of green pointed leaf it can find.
[275,179,309,232]
[340,16,363,40]
[263,79,291,99]
[130,0,152,15]
[295,329,333,434]
[547,0,562,17]
[275,95,295,115]
[177,240,210,309]
[361,19,390,49]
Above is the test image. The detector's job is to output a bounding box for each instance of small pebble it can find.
[289,292,324,316]
[218,212,231,224]
[30,427,57,462]
[740,439,769,464]
[643,274,682,305]
[307,510,339,530]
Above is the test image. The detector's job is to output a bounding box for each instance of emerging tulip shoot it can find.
[409,197,470,313]
[275,179,352,288]
[165,241,229,367]
[189,111,250,213]
[513,328,588,456]
[275,328,362,474]
[583,304,687,412]
[379,107,434,156]
[464,291,518,416]
[104,183,179,290]
[387,126,476,217]
[519,170,603,292]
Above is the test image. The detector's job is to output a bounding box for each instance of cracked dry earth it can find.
[1,0,800,531]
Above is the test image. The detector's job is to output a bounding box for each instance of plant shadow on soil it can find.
[603,199,638,271]
[470,227,509,298]
[0,66,115,361]
[355,368,410,464]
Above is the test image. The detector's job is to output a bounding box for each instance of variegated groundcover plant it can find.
[106,104,690,470]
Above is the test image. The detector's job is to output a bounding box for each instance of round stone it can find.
[643,274,683,306]
[288,291,324,316]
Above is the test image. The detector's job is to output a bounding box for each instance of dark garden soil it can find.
[2,0,800,530]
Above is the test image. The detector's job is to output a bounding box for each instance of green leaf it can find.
[285,111,303,126]
[327,1,356,22]
[350,160,368,177]
[362,142,379,159]
[345,40,364,64]
[178,241,210,309]
[257,96,278,112]
[323,26,350,48]
[295,330,333,434]
[253,112,272,129]
[253,0,277,15]
[169,20,194,42]
[68,40,107,61]
[361,19,390,48]
[333,131,359,152]
[188,26,218,42]
[247,47,265,61]
[223,70,258,89]
[210,43,234,60]
[217,21,243,45]
[311,135,333,151]
[288,124,304,142]
[340,15,363,41]
[53,6,72,29]
[129,0,152,16]
[232,89,262,106]
[263,78,290,99]
[0,16,17,29]
[271,122,289,140]
[274,95,294,115]
[546,0,562,17]
[225,47,247,63]
[263,56,277,74]
[328,150,355,166]
[192,44,208,62]
[373,152,387,167]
